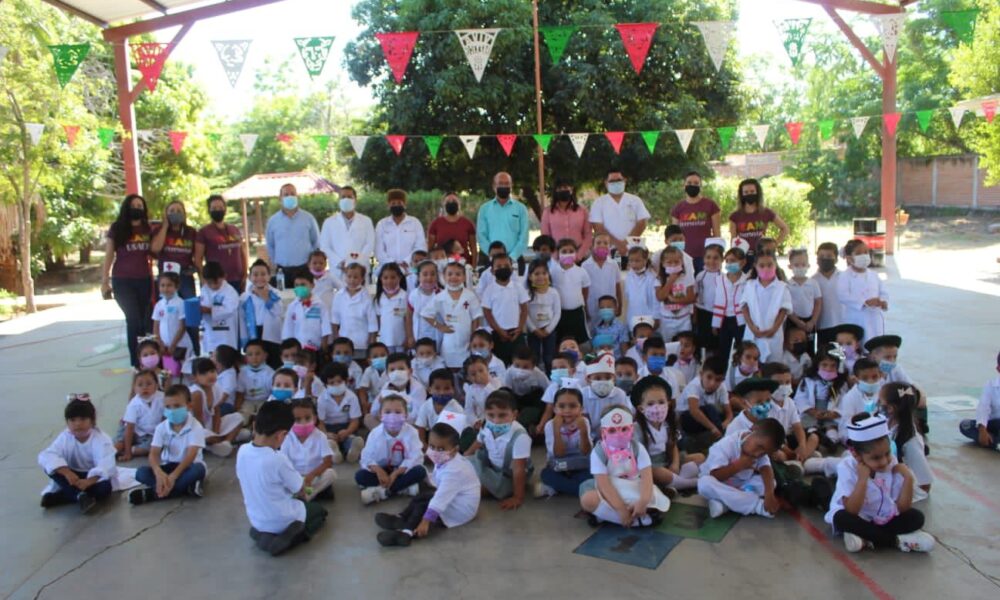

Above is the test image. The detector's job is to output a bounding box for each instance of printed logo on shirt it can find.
[306,306,321,319]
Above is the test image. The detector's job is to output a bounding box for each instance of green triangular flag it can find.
[424,135,443,159]
[776,19,811,67]
[539,26,576,64]
[915,110,933,133]
[49,43,91,88]
[941,10,979,45]
[717,126,736,152]
[818,119,836,140]
[532,134,553,153]
[640,131,660,154]
[313,134,331,152]
[294,37,335,78]
[97,127,115,148]
[206,133,222,144]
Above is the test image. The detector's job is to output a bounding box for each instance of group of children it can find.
[38,229,999,557]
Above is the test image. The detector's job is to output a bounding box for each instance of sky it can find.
[155,0,883,123]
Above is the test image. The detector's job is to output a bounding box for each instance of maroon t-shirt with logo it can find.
[197,223,245,280]
[729,208,777,250]
[670,197,720,258]
[109,224,152,279]
[152,224,196,274]
[428,216,477,261]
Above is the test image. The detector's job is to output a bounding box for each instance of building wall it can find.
[897,155,1000,209]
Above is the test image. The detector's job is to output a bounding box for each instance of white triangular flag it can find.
[674,129,694,153]
[851,116,870,139]
[455,28,500,83]
[949,107,966,129]
[0,45,8,64]
[568,133,588,157]
[239,133,258,156]
[694,21,736,71]
[25,122,44,145]
[873,13,906,63]
[751,125,770,148]
[212,40,252,88]
[459,135,479,159]
[137,129,154,142]
[348,135,369,158]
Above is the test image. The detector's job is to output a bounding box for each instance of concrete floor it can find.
[2,252,999,600]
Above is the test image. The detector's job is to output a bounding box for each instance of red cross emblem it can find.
[612,412,623,424]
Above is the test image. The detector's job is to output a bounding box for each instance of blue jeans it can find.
[178,273,200,356]
[528,331,557,373]
[960,418,1000,445]
[354,465,427,495]
[112,276,153,367]
[540,467,592,497]
[49,470,113,503]
[136,462,206,499]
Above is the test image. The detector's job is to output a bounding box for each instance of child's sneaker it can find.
[40,492,63,508]
[534,481,556,498]
[360,486,388,505]
[375,513,405,530]
[402,483,420,497]
[346,436,365,463]
[187,480,204,498]
[329,441,344,464]
[897,531,935,553]
[708,499,728,518]
[843,532,871,553]
[234,429,252,444]
[377,530,412,547]
[77,491,97,514]
[206,441,233,458]
[129,488,154,505]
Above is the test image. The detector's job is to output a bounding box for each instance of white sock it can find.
[592,501,622,525]
[670,475,698,490]
[680,462,701,479]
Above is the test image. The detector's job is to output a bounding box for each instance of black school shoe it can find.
[77,492,97,514]
[809,477,833,512]
[377,530,412,547]
[317,486,335,501]
[375,513,405,530]
[263,521,306,556]
[129,488,155,505]
[40,492,65,508]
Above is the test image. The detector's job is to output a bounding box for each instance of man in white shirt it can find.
[320,185,375,278]
[589,169,651,263]
[375,189,427,272]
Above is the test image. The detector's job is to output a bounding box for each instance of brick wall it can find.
[897,155,1000,209]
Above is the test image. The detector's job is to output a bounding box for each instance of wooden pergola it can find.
[44,0,917,253]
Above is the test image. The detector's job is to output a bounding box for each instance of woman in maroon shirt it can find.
[728,178,789,269]
[151,200,200,354]
[101,194,153,367]
[427,192,477,265]
[670,170,721,272]
[194,195,248,292]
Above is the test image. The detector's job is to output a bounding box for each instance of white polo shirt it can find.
[123,391,165,437]
[481,279,530,330]
[238,365,274,404]
[280,427,334,474]
[581,256,621,322]
[331,287,378,351]
[476,422,532,468]
[812,270,842,329]
[552,264,591,310]
[236,443,305,534]
[317,388,362,426]
[679,378,728,414]
[152,295,192,350]
[376,289,409,347]
[151,415,206,465]
[788,277,822,319]
[375,214,426,266]
[588,192,650,241]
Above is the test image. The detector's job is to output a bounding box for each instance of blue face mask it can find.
[281,195,298,210]
[750,402,771,420]
[271,388,293,402]
[863,399,879,414]
[485,420,512,437]
[332,354,351,364]
[878,360,895,374]
[598,308,616,323]
[431,394,453,406]
[563,350,579,364]
[725,263,741,274]
[857,380,881,396]
[471,349,490,358]
[371,357,387,372]
[647,355,666,373]
[163,406,188,425]
[670,241,686,252]
[550,368,568,385]
[282,361,296,370]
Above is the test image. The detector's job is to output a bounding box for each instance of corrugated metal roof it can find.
[43,0,221,27]
[222,171,340,200]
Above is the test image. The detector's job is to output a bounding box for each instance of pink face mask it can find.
[739,361,758,376]
[664,265,683,275]
[310,268,326,278]
[382,284,400,295]
[602,425,633,451]
[293,365,308,379]
[642,403,668,424]
[757,266,777,282]
[425,448,454,466]
[559,254,575,266]
[818,368,839,381]
[593,247,610,260]
[291,422,315,437]
[139,354,160,369]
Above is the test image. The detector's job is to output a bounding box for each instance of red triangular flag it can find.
[62,124,79,147]
[131,42,172,92]
[168,130,187,155]
[386,135,406,155]
[375,32,419,84]
[276,133,295,145]
[497,134,517,156]
[983,100,997,124]
[605,131,625,154]
[883,113,901,136]
[785,122,804,145]
[615,23,659,74]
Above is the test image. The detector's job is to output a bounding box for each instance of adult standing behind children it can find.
[589,169,650,266]
[477,172,530,272]
[102,194,154,368]
[265,183,320,286]
[428,192,477,265]
[728,179,789,270]
[375,189,427,273]
[195,195,248,293]
[670,171,721,273]
[319,185,375,279]
[541,180,592,262]
[151,200,201,355]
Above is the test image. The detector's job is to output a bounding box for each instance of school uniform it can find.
[679,378,728,434]
[280,428,337,500]
[355,423,427,494]
[582,386,633,437]
[198,282,239,353]
[637,364,685,402]
[331,287,379,353]
[471,421,533,499]
[136,415,207,499]
[317,388,362,433]
[695,269,722,351]
[633,421,672,466]
[463,379,501,424]
[486,354,507,381]
[697,431,772,515]
[780,350,812,383]
[425,454,480,528]
[712,273,747,359]
[526,287,561,369]
[550,263,590,344]
[237,442,325,538]
[540,419,592,496]
[581,256,621,326]
[237,364,275,413]
[412,355,447,388]
[408,287,442,347]
[239,288,285,367]
[836,268,887,344]
[673,357,698,386]
[312,270,343,309]
[38,429,118,502]
[420,289,483,369]
[375,289,409,351]
[787,277,822,324]
[358,366,388,402]
[813,270,842,346]
[795,377,846,438]
[740,279,792,362]
[339,360,364,391]
[658,271,696,342]
[476,270,524,298]
[371,378,427,421]
[624,269,660,326]
[282,294,331,352]
[890,426,933,502]
[580,439,670,526]
[217,368,238,408]
[190,382,244,440]
[415,399,464,431]
[117,391,165,448]
[153,295,193,364]
[960,376,1000,445]
[837,386,881,439]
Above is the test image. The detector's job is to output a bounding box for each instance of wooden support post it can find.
[880,53,897,253]
[112,39,142,195]
[531,0,546,219]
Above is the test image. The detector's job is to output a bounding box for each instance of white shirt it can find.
[679,378,728,414]
[415,399,464,430]
[236,443,305,534]
[588,192,650,241]
[582,386,633,435]
[526,287,561,332]
[280,428,334,474]
[700,431,770,486]
[463,379,501,422]
[651,249,696,281]
[502,366,550,396]
[420,289,482,368]
[376,289,409,347]
[359,366,388,399]
[38,429,117,482]
[893,428,933,489]
[281,295,331,350]
[638,365,684,402]
[712,273,748,328]
[976,376,1000,426]
[825,453,904,527]
[317,388,362,426]
[428,454,481,527]
[477,421,532,468]
[634,420,670,456]
[660,271,696,319]
[795,377,846,415]
[487,354,507,381]
[199,282,240,353]
[581,256,621,324]
[238,365,274,404]
[360,423,423,470]
[375,215,427,267]
[836,268,887,344]
[408,287,442,345]
[543,419,591,460]
[217,368,238,404]
[122,391,165,437]
[740,279,793,362]
[239,288,285,344]
[624,269,660,324]
[152,295,192,349]
[151,415,206,465]
[190,382,225,429]
[787,277,822,319]
[320,211,376,274]
[590,441,651,476]
[812,270,842,329]
[476,270,524,298]
[552,264,590,310]
[331,287,378,351]
[696,269,723,312]
[838,386,881,438]
[780,350,812,382]
[412,355,447,387]
[481,279,530,330]
[372,378,427,420]
[312,271,343,308]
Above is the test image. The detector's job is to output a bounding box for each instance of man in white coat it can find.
[320,185,375,278]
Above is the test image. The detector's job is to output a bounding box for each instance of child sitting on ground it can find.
[625,316,656,365]
[189,357,248,456]
[237,401,328,556]
[466,389,532,510]
[502,345,550,432]
[839,358,883,440]
[38,397,117,513]
[411,338,447,388]
[470,329,507,381]
[537,351,580,434]
[579,406,670,527]
[679,356,731,452]
[280,398,336,501]
[960,350,1000,450]
[615,357,639,396]
[865,335,927,434]
[115,370,163,461]
[832,324,865,376]
[631,376,702,492]
[796,346,848,448]
[414,368,464,450]
[329,336,364,390]
[698,417,784,518]
[374,411,481,547]
[236,340,274,417]
[316,362,364,464]
[583,353,633,437]
[356,395,426,505]
[370,353,427,427]
[536,385,592,498]
[879,383,933,502]
[824,414,934,553]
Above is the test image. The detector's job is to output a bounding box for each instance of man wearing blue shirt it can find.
[265,183,320,286]
[476,171,529,273]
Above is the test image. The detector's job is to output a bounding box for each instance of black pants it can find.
[49,470,113,503]
[112,276,153,367]
[717,316,744,362]
[816,327,837,351]
[398,491,437,530]
[692,256,704,274]
[492,331,526,365]
[694,307,717,355]
[833,508,924,548]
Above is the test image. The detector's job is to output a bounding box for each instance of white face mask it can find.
[774,384,793,401]
[446,283,464,292]
[792,267,808,278]
[388,369,409,387]
[852,254,871,269]
[339,197,356,213]
[328,383,347,396]
[591,379,615,398]
[607,181,625,195]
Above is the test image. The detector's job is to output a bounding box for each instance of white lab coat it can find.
[319,211,376,275]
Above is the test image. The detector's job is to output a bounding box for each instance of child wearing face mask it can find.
[725,341,760,413]
[780,326,812,385]
[280,398,336,501]
[552,238,591,345]
[40,397,118,513]
[624,246,660,328]
[525,258,561,371]
[638,335,683,404]
[199,261,240,354]
[374,262,412,353]
[136,338,168,388]
[740,253,792,363]
[591,296,630,359]
[838,358,884,440]
[316,362,364,464]
[281,272,331,355]
[759,363,817,471]
[408,250,428,291]
[239,260,285,370]
[411,338,446,387]
[422,263,484,370]
[832,324,865,376]
[836,239,887,345]
[213,344,241,412]
[712,247,748,360]
[879,383,932,502]
[582,233,623,327]
[331,263,378,358]
[358,343,390,414]
[679,356,732,449]
[466,390,533,510]
[307,249,342,308]
[652,225,696,276]
[115,370,164,461]
[557,337,589,386]
[579,406,669,527]
[812,242,843,347]
[695,242,724,353]
[469,329,506,380]
[655,246,696,343]
[152,272,192,380]
[375,413,480,547]
[825,414,934,553]
[864,335,927,435]
[408,262,442,348]
[582,354,634,438]
[536,386,592,498]
[796,347,849,448]
[631,377,702,492]
[698,417,784,518]
[625,316,656,365]
[502,345,550,433]
[356,395,426,504]
[329,337,364,390]
[189,358,248,457]
[414,369,464,450]
[786,249,822,341]
[370,353,427,426]
[268,368,300,402]
[615,357,639,395]
[481,254,530,364]
[536,352,578,434]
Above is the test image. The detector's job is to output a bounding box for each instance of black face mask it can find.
[792,341,809,355]
[390,205,405,217]
[209,209,225,223]
[494,267,513,282]
[537,252,551,263]
[128,207,146,221]
[742,194,760,204]
[554,190,573,204]
[685,185,701,198]
[495,186,511,200]
[444,201,459,215]
[818,257,837,272]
